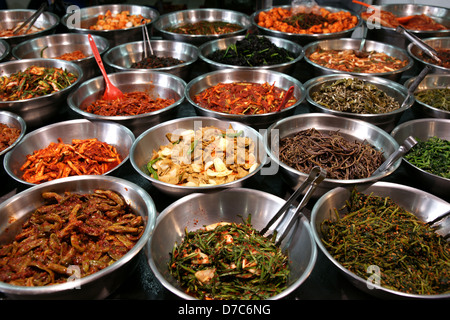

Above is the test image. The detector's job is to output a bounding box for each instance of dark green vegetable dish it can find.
[168,217,290,300]
[311,78,401,114]
[321,189,450,295]
[206,34,295,67]
[414,88,450,112]
[404,136,450,179]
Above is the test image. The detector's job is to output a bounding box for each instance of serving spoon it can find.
[354,23,369,58]
[88,34,123,101]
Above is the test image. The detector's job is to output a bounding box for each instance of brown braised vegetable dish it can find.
[0,190,145,286]
[279,128,384,179]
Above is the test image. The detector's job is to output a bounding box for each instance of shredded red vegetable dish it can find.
[192,82,297,115]
[83,91,176,116]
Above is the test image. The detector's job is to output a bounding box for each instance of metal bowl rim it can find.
[404,73,450,115]
[197,34,305,70]
[153,8,252,38]
[264,113,401,183]
[0,174,156,296]
[103,40,199,72]
[406,37,450,72]
[0,110,26,157]
[310,180,450,299]
[0,39,10,61]
[0,58,84,105]
[3,119,135,187]
[67,70,187,120]
[0,9,60,41]
[251,5,362,38]
[304,73,413,117]
[303,38,414,76]
[148,187,318,300]
[130,116,268,190]
[60,4,160,32]
[362,4,450,35]
[11,33,110,63]
[390,118,450,184]
[185,68,306,118]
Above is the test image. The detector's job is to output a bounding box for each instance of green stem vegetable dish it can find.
[321,189,450,295]
[0,66,77,101]
[404,136,450,179]
[414,88,450,112]
[168,217,290,300]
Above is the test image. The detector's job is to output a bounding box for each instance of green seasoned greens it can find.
[321,189,450,295]
[206,34,294,67]
[414,88,450,112]
[311,78,401,114]
[404,136,450,179]
[168,217,290,300]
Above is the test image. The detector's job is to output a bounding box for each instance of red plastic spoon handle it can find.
[88,34,110,84]
[276,86,295,112]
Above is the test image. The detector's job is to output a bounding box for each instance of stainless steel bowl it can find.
[130,116,267,198]
[264,113,400,198]
[0,175,156,300]
[303,38,413,81]
[251,6,361,45]
[0,110,26,165]
[103,40,198,80]
[0,39,10,62]
[391,118,450,200]
[185,69,305,129]
[404,73,450,119]
[61,4,159,47]
[311,181,450,299]
[147,187,317,300]
[198,34,304,73]
[0,58,83,128]
[304,74,413,132]
[407,37,450,74]
[364,4,450,49]
[153,9,252,46]
[12,33,110,82]
[4,119,135,186]
[0,9,59,48]
[67,70,186,136]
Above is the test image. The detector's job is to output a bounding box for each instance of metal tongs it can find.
[141,20,153,57]
[260,166,327,245]
[13,2,47,35]
[372,136,417,176]
[395,25,441,64]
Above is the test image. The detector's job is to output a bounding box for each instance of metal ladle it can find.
[355,22,369,58]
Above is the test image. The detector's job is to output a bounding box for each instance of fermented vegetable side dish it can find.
[206,34,295,67]
[414,88,450,111]
[166,21,242,35]
[146,126,258,186]
[308,48,409,73]
[311,78,401,114]
[404,136,450,179]
[193,81,297,115]
[279,128,384,179]
[0,190,144,286]
[0,66,78,101]
[257,6,358,34]
[168,217,290,300]
[89,10,151,30]
[321,189,450,295]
